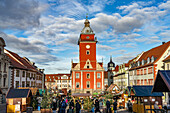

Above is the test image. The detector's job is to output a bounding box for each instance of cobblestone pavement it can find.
[0,104,6,113]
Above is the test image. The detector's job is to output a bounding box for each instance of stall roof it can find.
[6,89,32,98]
[132,86,164,97]
[152,70,170,92]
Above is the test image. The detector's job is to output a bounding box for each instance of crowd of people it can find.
[50,97,121,113]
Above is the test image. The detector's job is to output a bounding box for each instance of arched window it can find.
[87,81,90,88]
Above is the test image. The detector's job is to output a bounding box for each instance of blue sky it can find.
[0,0,169,73]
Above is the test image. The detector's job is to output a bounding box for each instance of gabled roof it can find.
[5,49,42,74]
[132,85,164,97]
[6,89,32,98]
[114,65,119,72]
[152,70,170,92]
[6,53,27,70]
[138,41,170,63]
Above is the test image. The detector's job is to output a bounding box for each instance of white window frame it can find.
[147,57,150,63]
[76,82,80,88]
[86,50,90,55]
[97,73,101,78]
[76,73,79,78]
[97,82,100,88]
[151,56,154,62]
[87,73,90,79]
[87,81,90,88]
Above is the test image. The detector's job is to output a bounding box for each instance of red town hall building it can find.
[71,18,105,94]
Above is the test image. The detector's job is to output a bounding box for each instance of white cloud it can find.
[98,44,114,51]
[0,0,48,30]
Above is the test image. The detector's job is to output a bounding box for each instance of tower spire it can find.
[110,56,112,62]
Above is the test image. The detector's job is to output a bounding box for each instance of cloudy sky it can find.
[0,0,169,74]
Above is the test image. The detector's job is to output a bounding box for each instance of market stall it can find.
[130,86,163,113]
[6,89,32,113]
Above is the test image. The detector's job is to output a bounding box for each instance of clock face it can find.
[86,45,90,49]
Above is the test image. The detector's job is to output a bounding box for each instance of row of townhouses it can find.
[109,41,170,90]
[0,37,45,104]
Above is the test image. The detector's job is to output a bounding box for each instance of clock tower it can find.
[71,17,104,94]
[78,18,97,70]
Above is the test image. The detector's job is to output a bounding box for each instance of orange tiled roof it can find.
[138,41,170,62]
[98,62,103,67]
[5,49,41,73]
[114,65,119,72]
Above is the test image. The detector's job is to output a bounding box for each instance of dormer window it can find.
[147,57,150,63]
[138,61,140,66]
[142,60,144,65]
[151,56,154,62]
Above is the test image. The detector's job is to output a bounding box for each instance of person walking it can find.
[69,99,74,112]
[58,99,62,113]
[113,100,117,113]
[60,99,66,113]
[81,99,84,110]
[76,100,81,113]
[127,100,132,112]
[106,99,111,113]
[52,98,57,113]
[95,99,101,113]
[154,101,159,113]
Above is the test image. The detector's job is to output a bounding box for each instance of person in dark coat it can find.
[113,100,117,113]
[106,99,111,113]
[69,100,74,112]
[52,98,57,113]
[127,100,132,112]
[95,99,101,113]
[60,99,66,113]
[76,100,81,113]
[58,99,62,113]
[67,106,74,113]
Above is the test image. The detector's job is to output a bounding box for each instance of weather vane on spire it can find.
[86,13,88,19]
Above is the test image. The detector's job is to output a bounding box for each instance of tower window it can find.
[87,66,89,68]
[87,73,90,78]
[76,82,80,88]
[76,73,79,78]
[87,81,90,88]
[97,82,100,88]
[97,73,101,78]
[86,50,90,55]
[86,36,89,39]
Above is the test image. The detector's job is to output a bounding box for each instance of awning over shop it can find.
[152,70,170,92]
[132,86,164,97]
[72,93,91,97]
[124,86,131,96]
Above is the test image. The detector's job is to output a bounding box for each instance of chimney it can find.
[162,42,165,45]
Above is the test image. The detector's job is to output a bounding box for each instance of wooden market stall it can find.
[130,86,164,113]
[107,84,125,108]
[152,70,170,103]
[6,89,32,113]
